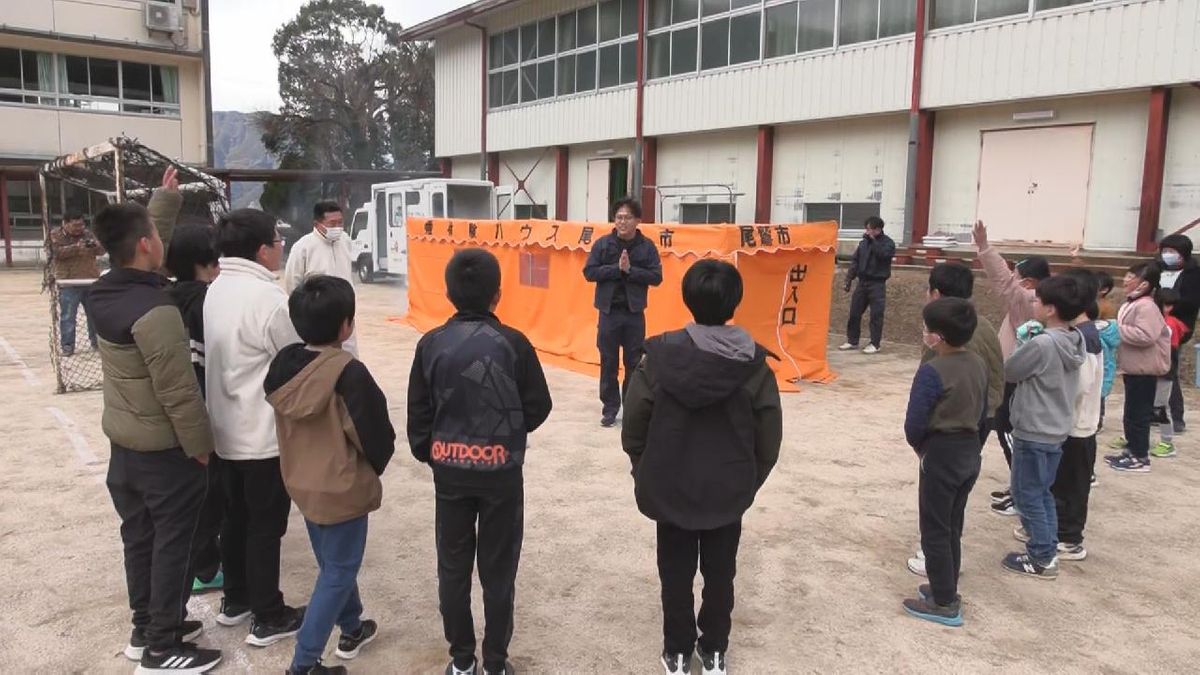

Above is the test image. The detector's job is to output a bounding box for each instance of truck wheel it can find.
[357,257,374,284]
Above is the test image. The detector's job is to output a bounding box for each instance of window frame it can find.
[0,47,181,118]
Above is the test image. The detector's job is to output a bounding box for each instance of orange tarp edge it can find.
[396,218,839,392]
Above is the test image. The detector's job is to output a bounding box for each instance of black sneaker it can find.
[989,496,1017,516]
[444,658,477,675]
[697,647,727,675]
[246,605,306,647]
[661,650,691,674]
[989,488,1011,503]
[126,623,203,661]
[334,619,378,660]
[601,415,617,428]
[902,597,963,627]
[287,661,347,675]
[136,643,221,674]
[916,584,961,605]
[217,598,252,627]
[1001,552,1059,580]
[1175,420,1187,434]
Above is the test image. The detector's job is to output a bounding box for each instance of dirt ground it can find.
[2,267,1199,674]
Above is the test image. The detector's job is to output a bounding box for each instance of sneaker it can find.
[192,570,224,594]
[1013,526,1030,543]
[990,497,1017,517]
[917,584,961,605]
[245,605,306,647]
[1174,420,1186,434]
[216,599,252,627]
[1108,454,1151,473]
[906,553,927,577]
[662,651,692,674]
[837,342,857,351]
[600,415,616,428]
[288,662,347,675]
[1108,437,1129,450]
[989,488,1011,503]
[135,643,221,674]
[1057,542,1087,561]
[902,597,963,627]
[698,648,726,675]
[1001,552,1058,580]
[483,662,516,675]
[862,344,880,354]
[126,622,203,661]
[1151,442,1177,458]
[444,658,477,675]
[335,619,377,660]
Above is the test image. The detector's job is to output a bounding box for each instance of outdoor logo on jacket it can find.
[431,440,510,468]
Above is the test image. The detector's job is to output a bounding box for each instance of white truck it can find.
[349,178,513,283]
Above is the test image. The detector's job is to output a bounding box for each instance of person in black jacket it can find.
[1156,233,1200,432]
[622,260,783,675]
[583,197,663,427]
[164,222,227,597]
[407,248,552,675]
[840,216,896,354]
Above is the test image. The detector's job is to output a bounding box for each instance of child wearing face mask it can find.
[1106,263,1171,474]
[285,201,358,356]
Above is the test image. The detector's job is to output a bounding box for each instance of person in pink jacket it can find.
[972,221,1052,515]
[1106,263,1172,473]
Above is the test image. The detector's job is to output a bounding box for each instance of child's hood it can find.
[264,344,351,420]
[1044,327,1087,372]
[646,330,768,410]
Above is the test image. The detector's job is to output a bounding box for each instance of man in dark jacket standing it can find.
[583,198,663,427]
[90,199,222,674]
[840,216,896,354]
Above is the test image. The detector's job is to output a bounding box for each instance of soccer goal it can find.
[42,136,229,393]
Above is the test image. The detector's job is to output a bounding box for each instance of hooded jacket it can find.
[1117,295,1171,376]
[90,267,214,458]
[1004,327,1086,445]
[1158,234,1200,342]
[979,246,1040,359]
[1096,319,1119,398]
[622,327,783,531]
[1070,321,1104,438]
[583,229,663,314]
[265,345,395,525]
[204,257,302,461]
[846,232,896,283]
[167,279,208,396]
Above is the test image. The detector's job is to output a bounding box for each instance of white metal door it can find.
[586,159,611,222]
[977,125,1093,244]
[495,186,514,219]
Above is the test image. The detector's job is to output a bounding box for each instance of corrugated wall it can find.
[487,88,636,153]
[435,27,483,159]
[655,129,759,224]
[922,0,1200,109]
[643,39,913,136]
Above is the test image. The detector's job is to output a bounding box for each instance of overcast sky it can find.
[210,0,471,112]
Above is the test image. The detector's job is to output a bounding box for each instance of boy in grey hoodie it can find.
[1001,276,1087,580]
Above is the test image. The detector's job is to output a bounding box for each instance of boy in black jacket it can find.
[622,260,783,675]
[407,249,553,675]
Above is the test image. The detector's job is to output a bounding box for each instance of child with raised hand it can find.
[1001,275,1087,580]
[1106,263,1171,473]
[902,298,988,627]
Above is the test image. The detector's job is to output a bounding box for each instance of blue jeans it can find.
[291,516,368,670]
[1010,438,1062,564]
[59,286,96,351]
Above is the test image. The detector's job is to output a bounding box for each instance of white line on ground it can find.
[0,336,40,386]
[46,406,101,466]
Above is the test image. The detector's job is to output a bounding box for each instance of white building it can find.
[1,0,211,262]
[402,0,1200,252]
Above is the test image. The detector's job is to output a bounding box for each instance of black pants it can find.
[107,445,206,651]
[656,519,742,656]
[598,307,646,418]
[846,279,886,347]
[435,481,524,673]
[918,433,981,607]
[220,457,291,621]
[1123,374,1159,459]
[191,455,225,583]
[1169,349,1184,426]
[1052,435,1096,545]
[994,382,1017,468]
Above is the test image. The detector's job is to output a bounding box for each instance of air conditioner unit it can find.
[145,1,183,33]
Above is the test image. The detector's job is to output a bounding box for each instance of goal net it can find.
[42,136,229,393]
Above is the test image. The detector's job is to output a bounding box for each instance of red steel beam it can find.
[754,125,774,224]
[1136,87,1172,253]
[554,146,569,221]
[440,157,453,178]
[640,137,657,223]
[912,110,935,243]
[487,152,500,186]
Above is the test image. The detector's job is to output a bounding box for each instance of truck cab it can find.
[350,179,512,283]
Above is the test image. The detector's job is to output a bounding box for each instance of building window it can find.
[679,202,735,224]
[488,0,639,110]
[931,0,1026,28]
[806,201,882,235]
[514,203,549,220]
[0,47,179,117]
[519,251,551,288]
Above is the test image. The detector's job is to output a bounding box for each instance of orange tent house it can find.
[403,218,839,391]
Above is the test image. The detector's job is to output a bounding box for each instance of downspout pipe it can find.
[467,21,488,182]
[201,0,215,167]
[632,0,646,210]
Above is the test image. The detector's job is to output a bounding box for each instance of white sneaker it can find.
[906,554,927,577]
[1057,542,1087,561]
[699,649,726,675]
[862,344,880,354]
[837,342,857,351]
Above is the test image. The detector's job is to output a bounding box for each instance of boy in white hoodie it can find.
[205,208,306,647]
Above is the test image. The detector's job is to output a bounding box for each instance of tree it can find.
[258,0,435,223]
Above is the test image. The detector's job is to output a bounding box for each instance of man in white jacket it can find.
[205,208,306,647]
[284,201,357,356]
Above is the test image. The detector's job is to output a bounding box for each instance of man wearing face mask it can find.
[1156,234,1200,433]
[285,201,358,356]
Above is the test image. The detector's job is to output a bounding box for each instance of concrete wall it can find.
[492,147,559,215]
[0,0,205,53]
[1162,86,1200,238]
[930,92,1149,250]
[655,128,757,224]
